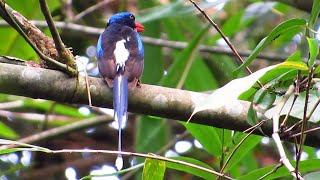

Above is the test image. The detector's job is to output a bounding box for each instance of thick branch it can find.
[0,60,319,147]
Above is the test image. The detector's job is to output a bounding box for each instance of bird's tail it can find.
[113,73,128,170]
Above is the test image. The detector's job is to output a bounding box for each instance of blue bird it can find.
[96,12,144,170]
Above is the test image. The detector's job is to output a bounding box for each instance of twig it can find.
[46,149,232,179]
[306,92,320,120]
[281,72,301,127]
[0,2,77,75]
[188,0,252,75]
[271,84,303,179]
[77,58,92,107]
[259,163,283,180]
[73,0,114,22]
[122,131,190,180]
[0,115,112,150]
[0,138,232,179]
[219,119,266,176]
[0,20,303,62]
[243,119,268,134]
[39,0,77,70]
[61,0,74,21]
[0,101,24,109]
[290,126,320,138]
[296,68,314,176]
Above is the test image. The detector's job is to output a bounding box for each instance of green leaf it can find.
[135,116,168,162]
[307,37,319,67]
[166,156,216,179]
[223,133,261,172]
[142,158,166,180]
[159,24,210,87]
[314,65,320,75]
[233,18,307,77]
[265,91,320,122]
[308,0,320,38]
[138,0,164,86]
[181,122,222,156]
[253,87,276,111]
[23,100,93,118]
[136,2,169,178]
[314,82,320,97]
[189,65,275,119]
[208,9,255,44]
[238,159,320,180]
[239,57,308,101]
[304,172,320,180]
[286,51,302,62]
[0,148,22,155]
[1,0,60,60]
[247,103,259,126]
[0,121,19,139]
[184,58,219,91]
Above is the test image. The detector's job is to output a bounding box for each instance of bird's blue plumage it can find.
[96,35,103,59]
[96,12,144,170]
[136,32,144,57]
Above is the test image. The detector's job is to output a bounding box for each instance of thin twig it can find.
[62,0,74,21]
[281,72,301,127]
[306,94,320,120]
[271,84,303,179]
[290,126,320,138]
[39,0,77,70]
[0,115,112,150]
[39,0,66,55]
[219,119,265,175]
[47,149,233,179]
[243,119,268,134]
[188,0,252,75]
[259,163,283,180]
[0,139,232,179]
[0,20,303,62]
[122,131,191,180]
[296,68,314,176]
[0,2,77,75]
[73,0,114,22]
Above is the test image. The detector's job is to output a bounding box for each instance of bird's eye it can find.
[130,15,135,20]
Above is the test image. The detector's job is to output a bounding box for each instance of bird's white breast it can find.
[114,38,130,69]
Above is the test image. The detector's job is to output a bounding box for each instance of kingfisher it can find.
[96,12,144,170]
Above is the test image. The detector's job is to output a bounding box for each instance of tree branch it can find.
[0,20,295,62]
[0,59,320,147]
[0,2,77,75]
[39,0,77,70]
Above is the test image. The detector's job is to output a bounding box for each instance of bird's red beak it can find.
[135,22,144,32]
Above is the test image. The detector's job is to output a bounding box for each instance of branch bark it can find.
[0,60,319,147]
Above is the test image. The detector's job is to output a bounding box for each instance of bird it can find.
[96,12,144,170]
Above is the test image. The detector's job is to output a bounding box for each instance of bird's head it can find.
[107,12,144,32]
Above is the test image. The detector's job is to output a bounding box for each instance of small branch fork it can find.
[296,68,314,178]
[39,0,77,70]
[271,84,303,179]
[0,0,77,76]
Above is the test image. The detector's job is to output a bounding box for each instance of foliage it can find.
[0,0,319,180]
